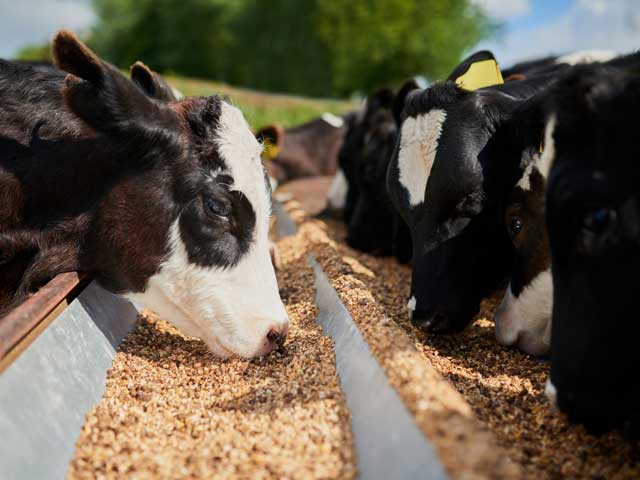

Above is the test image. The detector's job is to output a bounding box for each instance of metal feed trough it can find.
[0,205,447,480]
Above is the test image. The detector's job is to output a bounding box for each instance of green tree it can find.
[90,0,236,79]
[86,0,495,97]
[229,0,334,97]
[15,43,52,63]
[316,0,495,96]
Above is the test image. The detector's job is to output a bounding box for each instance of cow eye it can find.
[508,216,523,238]
[204,196,231,219]
[582,207,616,234]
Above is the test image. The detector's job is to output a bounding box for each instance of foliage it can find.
[90,0,236,79]
[15,44,52,63]
[22,0,496,97]
[316,0,495,95]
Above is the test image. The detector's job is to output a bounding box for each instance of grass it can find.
[167,75,358,130]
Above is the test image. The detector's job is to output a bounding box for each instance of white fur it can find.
[127,102,288,359]
[516,161,536,192]
[397,109,447,206]
[556,49,616,66]
[328,168,348,210]
[321,112,345,128]
[407,296,416,317]
[516,115,557,192]
[171,87,184,100]
[538,115,557,180]
[545,378,558,409]
[494,270,553,356]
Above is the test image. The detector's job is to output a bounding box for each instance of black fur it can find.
[545,55,640,437]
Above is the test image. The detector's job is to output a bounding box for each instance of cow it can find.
[325,87,410,261]
[494,52,629,357]
[494,126,554,356]
[501,49,616,81]
[543,58,640,437]
[386,50,566,334]
[255,112,353,187]
[0,30,288,359]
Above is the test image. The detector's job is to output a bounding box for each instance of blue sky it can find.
[473,0,640,66]
[0,0,638,69]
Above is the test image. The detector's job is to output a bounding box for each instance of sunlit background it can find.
[1,0,638,100]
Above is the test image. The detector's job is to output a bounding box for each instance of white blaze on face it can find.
[538,115,556,180]
[397,109,447,206]
[556,49,616,66]
[127,102,289,359]
[516,115,557,192]
[328,168,348,209]
[494,270,553,356]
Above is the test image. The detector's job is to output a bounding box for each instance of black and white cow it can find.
[327,89,395,223]
[0,31,288,359]
[543,58,640,436]
[494,124,555,356]
[327,86,414,262]
[494,52,632,357]
[387,50,563,333]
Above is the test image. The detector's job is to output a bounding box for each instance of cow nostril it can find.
[267,326,287,349]
[411,310,450,333]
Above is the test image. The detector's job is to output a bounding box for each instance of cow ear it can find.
[52,30,176,136]
[393,79,420,126]
[367,87,395,114]
[130,61,178,101]
[256,124,284,160]
[448,50,504,91]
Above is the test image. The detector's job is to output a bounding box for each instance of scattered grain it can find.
[67,229,356,480]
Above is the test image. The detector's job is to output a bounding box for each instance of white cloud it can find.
[473,0,530,20]
[0,0,95,59]
[475,0,640,68]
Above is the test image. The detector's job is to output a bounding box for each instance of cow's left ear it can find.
[393,79,421,126]
[130,61,176,101]
[53,30,177,139]
[448,50,504,91]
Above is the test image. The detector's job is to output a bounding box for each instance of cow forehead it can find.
[215,102,270,223]
[397,109,447,207]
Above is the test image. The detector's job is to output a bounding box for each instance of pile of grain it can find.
[67,231,356,479]
[308,211,640,479]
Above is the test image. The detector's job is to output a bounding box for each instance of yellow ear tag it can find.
[455,59,504,91]
[263,140,279,160]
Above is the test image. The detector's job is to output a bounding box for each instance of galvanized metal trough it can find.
[0,204,447,480]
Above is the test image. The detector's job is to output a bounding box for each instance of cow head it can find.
[330,88,394,225]
[52,31,288,358]
[387,51,556,333]
[545,62,640,436]
[495,121,554,356]
[345,93,399,255]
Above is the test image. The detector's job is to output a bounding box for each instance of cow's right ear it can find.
[53,30,176,137]
[130,61,178,101]
[393,79,421,126]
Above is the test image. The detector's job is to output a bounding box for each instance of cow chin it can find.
[127,232,289,359]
